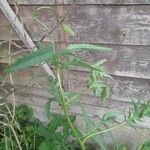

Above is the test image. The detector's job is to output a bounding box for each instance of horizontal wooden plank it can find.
[0,81,138,114]
[1,65,149,103]
[6,90,150,129]
[0,81,132,113]
[65,5,150,45]
[1,5,150,45]
[0,66,46,86]
[8,0,150,5]
[8,86,132,111]
[0,43,150,79]
[74,44,150,79]
[6,92,150,130]
[0,43,149,103]
[68,70,150,103]
[2,74,150,128]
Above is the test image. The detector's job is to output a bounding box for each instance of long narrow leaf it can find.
[66,44,111,52]
[60,44,111,56]
[5,46,54,73]
[63,57,104,72]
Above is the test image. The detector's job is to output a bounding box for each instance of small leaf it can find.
[117,144,128,150]
[45,99,52,119]
[63,24,75,36]
[101,86,110,102]
[38,141,49,150]
[95,59,107,66]
[36,126,51,139]
[47,115,64,132]
[143,101,150,117]
[102,112,120,121]
[136,140,150,150]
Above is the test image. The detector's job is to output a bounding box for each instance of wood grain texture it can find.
[8,0,150,5]
[74,44,150,79]
[65,5,150,45]
[0,80,135,112]
[0,43,150,79]
[6,91,150,129]
[7,85,132,111]
[0,6,58,41]
[0,66,149,104]
[1,5,150,45]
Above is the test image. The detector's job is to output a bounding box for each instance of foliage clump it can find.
[3,42,150,150]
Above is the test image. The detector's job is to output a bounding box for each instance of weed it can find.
[4,43,150,150]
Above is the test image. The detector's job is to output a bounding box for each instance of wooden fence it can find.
[0,1,150,149]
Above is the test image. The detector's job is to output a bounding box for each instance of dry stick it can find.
[6,0,19,123]
[0,40,8,46]
[7,0,19,123]
[0,0,55,78]
[8,40,16,121]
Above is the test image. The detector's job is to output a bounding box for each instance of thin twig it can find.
[39,1,77,43]
[0,0,55,78]
[0,40,8,46]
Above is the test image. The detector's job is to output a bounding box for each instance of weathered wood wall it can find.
[0,1,150,149]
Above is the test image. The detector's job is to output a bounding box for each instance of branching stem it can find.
[56,68,85,150]
[82,122,125,144]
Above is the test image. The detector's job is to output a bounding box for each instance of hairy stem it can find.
[56,68,85,150]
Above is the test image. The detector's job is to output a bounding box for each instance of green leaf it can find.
[62,24,75,36]
[136,139,150,150]
[45,99,53,119]
[47,115,64,132]
[127,100,150,126]
[102,112,120,121]
[63,57,103,71]
[36,126,51,139]
[143,101,150,117]
[5,45,54,73]
[95,59,107,66]
[65,44,111,52]
[60,44,111,56]
[101,86,110,102]
[117,144,128,150]
[15,104,33,124]
[38,141,49,150]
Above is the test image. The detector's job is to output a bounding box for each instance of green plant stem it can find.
[56,68,85,150]
[65,93,80,105]
[4,128,9,150]
[82,122,125,144]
